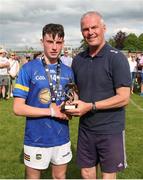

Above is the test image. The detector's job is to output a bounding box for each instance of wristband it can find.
[50,107,55,117]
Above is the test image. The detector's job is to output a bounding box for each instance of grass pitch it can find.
[0,94,143,179]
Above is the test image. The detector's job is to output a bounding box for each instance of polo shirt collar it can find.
[84,42,108,58]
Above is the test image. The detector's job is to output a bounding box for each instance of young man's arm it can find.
[13,97,68,119]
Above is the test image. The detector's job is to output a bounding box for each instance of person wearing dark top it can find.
[66,11,131,179]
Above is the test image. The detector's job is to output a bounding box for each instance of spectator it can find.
[138,53,143,96]
[60,50,73,67]
[33,51,42,60]
[0,48,10,99]
[128,54,137,93]
[8,52,20,97]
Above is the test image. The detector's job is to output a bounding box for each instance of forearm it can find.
[95,87,130,110]
[0,63,9,68]
[95,94,130,110]
[0,64,5,68]
[13,103,51,117]
[58,87,131,117]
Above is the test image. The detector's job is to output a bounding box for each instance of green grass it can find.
[0,94,143,179]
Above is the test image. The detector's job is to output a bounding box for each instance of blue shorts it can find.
[77,127,127,173]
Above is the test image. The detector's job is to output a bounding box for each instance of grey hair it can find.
[80,11,105,25]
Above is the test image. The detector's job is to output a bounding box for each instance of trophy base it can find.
[61,104,77,111]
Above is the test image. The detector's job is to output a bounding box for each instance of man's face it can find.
[81,14,106,47]
[41,34,64,61]
[0,52,7,57]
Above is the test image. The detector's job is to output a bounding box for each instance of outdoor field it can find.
[0,93,143,179]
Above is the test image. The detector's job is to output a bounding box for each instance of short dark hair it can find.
[42,23,65,39]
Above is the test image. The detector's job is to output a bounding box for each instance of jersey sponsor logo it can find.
[35,75,46,81]
[39,88,51,104]
[50,69,56,73]
[61,77,70,80]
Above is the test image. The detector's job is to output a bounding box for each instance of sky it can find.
[0,0,143,50]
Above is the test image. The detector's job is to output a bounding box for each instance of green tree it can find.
[80,39,88,50]
[108,38,116,47]
[138,33,143,51]
[113,31,127,50]
[123,33,138,51]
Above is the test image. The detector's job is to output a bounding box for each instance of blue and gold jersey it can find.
[13,58,74,147]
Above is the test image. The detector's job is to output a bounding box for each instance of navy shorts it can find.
[141,73,143,83]
[77,127,127,173]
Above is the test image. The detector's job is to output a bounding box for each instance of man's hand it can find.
[64,100,92,117]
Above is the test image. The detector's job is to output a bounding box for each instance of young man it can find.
[66,11,131,179]
[13,23,74,179]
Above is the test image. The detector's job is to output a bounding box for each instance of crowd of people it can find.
[0,48,20,99]
[127,51,143,95]
[0,10,142,179]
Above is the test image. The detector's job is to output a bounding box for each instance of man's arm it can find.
[65,86,130,116]
[13,97,68,119]
[0,62,10,68]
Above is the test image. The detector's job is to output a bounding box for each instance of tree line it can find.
[80,31,143,52]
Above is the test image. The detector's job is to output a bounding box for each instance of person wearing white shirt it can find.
[60,50,73,67]
[128,55,137,93]
[0,49,10,99]
[138,54,143,96]
[8,52,20,97]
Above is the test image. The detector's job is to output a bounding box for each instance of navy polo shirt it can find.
[72,43,131,134]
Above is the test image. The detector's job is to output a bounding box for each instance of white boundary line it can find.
[130,99,143,112]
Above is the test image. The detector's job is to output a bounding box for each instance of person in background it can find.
[0,48,10,99]
[33,51,42,60]
[8,52,20,97]
[134,53,142,90]
[138,53,143,96]
[66,11,131,179]
[60,50,73,67]
[127,51,132,62]
[13,23,74,179]
[128,54,137,93]
[25,54,31,63]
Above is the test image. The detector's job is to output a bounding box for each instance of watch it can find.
[92,102,97,112]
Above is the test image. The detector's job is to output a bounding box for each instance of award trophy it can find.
[61,82,78,111]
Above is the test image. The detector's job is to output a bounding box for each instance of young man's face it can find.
[41,34,64,61]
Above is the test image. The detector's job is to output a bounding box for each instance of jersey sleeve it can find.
[111,52,132,88]
[13,64,30,99]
